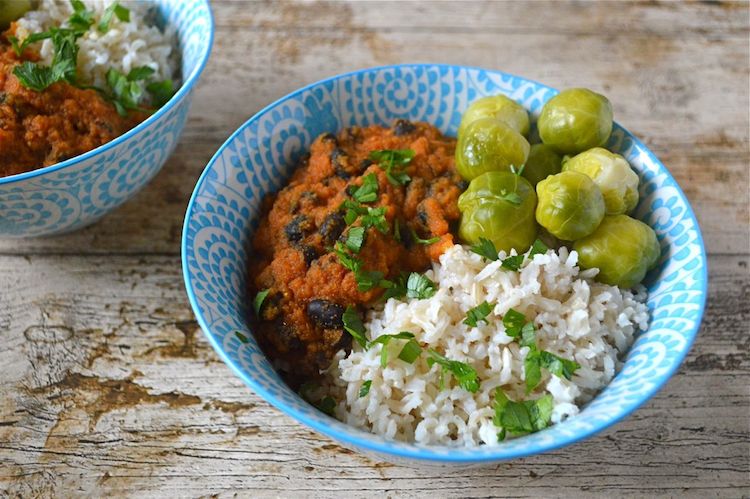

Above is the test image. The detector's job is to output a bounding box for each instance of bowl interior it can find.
[156,0,212,83]
[182,65,706,462]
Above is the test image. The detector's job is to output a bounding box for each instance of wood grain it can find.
[0,1,748,497]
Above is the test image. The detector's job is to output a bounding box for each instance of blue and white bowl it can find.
[0,0,213,237]
[182,65,707,466]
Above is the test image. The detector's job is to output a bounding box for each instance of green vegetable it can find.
[381,273,407,300]
[463,301,492,327]
[359,380,372,397]
[98,1,130,33]
[0,0,32,29]
[344,226,366,253]
[458,94,530,138]
[369,149,414,186]
[352,173,379,204]
[354,268,386,292]
[369,332,417,367]
[573,214,660,288]
[538,88,614,154]
[234,331,249,344]
[252,289,270,316]
[458,171,538,254]
[342,306,367,348]
[406,272,437,299]
[535,171,605,241]
[410,228,439,245]
[317,396,337,416]
[493,391,553,437]
[522,144,562,186]
[426,349,480,393]
[562,147,639,215]
[539,351,580,381]
[104,66,157,116]
[502,308,528,338]
[12,28,80,91]
[455,118,530,181]
[360,206,389,234]
[524,349,543,392]
[500,254,525,271]
[146,79,175,107]
[69,0,94,32]
[398,339,422,363]
[528,238,549,258]
[334,241,361,272]
[470,237,499,261]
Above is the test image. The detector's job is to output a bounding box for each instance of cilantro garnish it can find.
[380,273,407,300]
[253,289,270,316]
[500,254,525,271]
[354,268,386,292]
[410,227,440,245]
[398,339,422,363]
[502,308,528,338]
[493,391,553,438]
[146,79,175,107]
[342,306,367,348]
[352,173,379,204]
[529,238,549,258]
[344,226,366,253]
[98,1,130,33]
[359,380,372,398]
[463,301,492,327]
[334,241,361,272]
[470,238,499,261]
[406,272,437,299]
[426,349,479,393]
[369,332,418,367]
[369,149,415,186]
[360,206,389,234]
[539,351,580,382]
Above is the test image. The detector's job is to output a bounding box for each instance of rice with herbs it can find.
[316,244,649,446]
[14,0,178,100]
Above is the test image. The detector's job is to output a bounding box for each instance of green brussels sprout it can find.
[0,0,32,28]
[456,118,531,181]
[535,171,605,241]
[522,144,562,186]
[574,215,660,288]
[538,88,613,154]
[562,147,639,215]
[458,171,537,253]
[458,95,530,138]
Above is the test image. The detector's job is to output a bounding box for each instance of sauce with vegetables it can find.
[248,120,462,384]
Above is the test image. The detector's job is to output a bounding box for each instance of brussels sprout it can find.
[458,95,530,138]
[535,171,605,241]
[458,171,537,253]
[538,88,613,154]
[456,118,530,181]
[574,215,660,288]
[0,0,32,28]
[562,147,639,215]
[522,144,562,186]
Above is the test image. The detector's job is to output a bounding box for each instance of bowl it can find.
[0,0,213,237]
[181,64,707,466]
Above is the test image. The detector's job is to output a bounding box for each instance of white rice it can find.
[14,0,178,100]
[318,244,649,447]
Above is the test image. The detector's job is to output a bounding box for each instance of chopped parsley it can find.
[253,289,270,316]
[354,268,386,292]
[351,173,379,204]
[493,391,553,438]
[539,351,580,382]
[359,380,372,398]
[426,349,479,393]
[98,1,130,33]
[406,272,437,299]
[334,241,361,272]
[393,219,402,242]
[344,226,366,253]
[369,332,418,367]
[470,238,499,261]
[500,254,525,271]
[234,331,250,344]
[410,227,440,245]
[502,308,528,338]
[381,273,407,300]
[342,306,367,348]
[398,338,422,364]
[146,79,175,107]
[360,206,389,234]
[529,238,549,257]
[369,149,415,186]
[463,301,492,327]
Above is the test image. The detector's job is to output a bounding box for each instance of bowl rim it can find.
[0,0,215,186]
[181,63,708,463]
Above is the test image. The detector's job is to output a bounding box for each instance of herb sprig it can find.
[369,149,415,186]
[493,391,553,440]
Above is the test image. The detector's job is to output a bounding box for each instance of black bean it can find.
[400,222,415,249]
[277,323,304,352]
[285,215,313,243]
[306,299,345,329]
[358,159,374,172]
[393,119,416,136]
[333,329,353,351]
[457,180,469,191]
[320,132,337,144]
[300,244,319,267]
[319,212,346,245]
[331,148,352,179]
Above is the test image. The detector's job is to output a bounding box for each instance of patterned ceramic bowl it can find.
[0,0,213,237]
[182,65,707,466]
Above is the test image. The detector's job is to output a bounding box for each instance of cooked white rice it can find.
[14,0,178,100]
[318,244,649,447]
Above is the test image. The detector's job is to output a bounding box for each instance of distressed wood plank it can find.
[0,254,747,497]
[0,0,746,255]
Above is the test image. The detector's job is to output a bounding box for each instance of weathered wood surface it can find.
[1,1,748,497]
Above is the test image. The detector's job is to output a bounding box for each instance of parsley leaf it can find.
[359,380,372,397]
[334,241,361,272]
[519,322,536,347]
[98,1,130,33]
[354,269,385,292]
[463,301,492,327]
[317,396,336,416]
[524,348,543,392]
[426,349,479,393]
[406,272,436,299]
[470,238,499,261]
[381,273,407,300]
[344,226,366,253]
[360,206,389,234]
[146,79,174,107]
[369,332,416,367]
[529,238,549,257]
[234,331,249,344]
[252,289,270,316]
[493,391,553,437]
[502,308,528,338]
[352,173,379,203]
[342,306,367,349]
[9,32,53,57]
[410,227,440,245]
[68,0,95,33]
[539,351,580,381]
[398,339,422,363]
[500,254,525,271]
[369,149,415,186]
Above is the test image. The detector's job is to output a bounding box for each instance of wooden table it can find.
[1,1,748,497]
